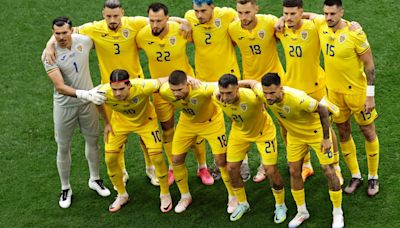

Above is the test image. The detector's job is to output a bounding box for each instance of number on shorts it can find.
[360,111,372,121]
[151,130,162,143]
[217,135,227,147]
[264,140,275,154]
[326,150,333,158]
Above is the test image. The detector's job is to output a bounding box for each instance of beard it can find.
[152,27,165,36]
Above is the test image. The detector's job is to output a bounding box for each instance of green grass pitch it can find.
[1,0,399,227]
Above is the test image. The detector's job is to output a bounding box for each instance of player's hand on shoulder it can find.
[274,16,285,33]
[187,76,201,89]
[45,44,57,65]
[348,20,362,31]
[76,87,106,105]
[179,19,192,40]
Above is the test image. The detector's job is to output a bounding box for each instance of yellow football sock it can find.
[220,166,234,196]
[340,137,360,175]
[233,187,247,204]
[272,188,285,205]
[329,189,342,209]
[105,152,125,195]
[194,139,207,167]
[117,144,126,173]
[303,152,311,166]
[291,189,305,207]
[150,152,169,194]
[366,137,379,177]
[162,128,174,166]
[173,163,189,195]
[139,138,153,168]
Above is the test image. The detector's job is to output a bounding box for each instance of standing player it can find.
[246,73,343,228]
[136,2,213,185]
[214,74,287,223]
[305,0,380,196]
[275,0,342,183]
[97,69,172,212]
[228,0,285,183]
[184,0,250,181]
[44,0,154,186]
[42,17,110,208]
[159,70,236,214]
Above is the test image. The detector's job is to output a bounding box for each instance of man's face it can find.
[283,6,303,28]
[323,5,344,28]
[262,84,283,105]
[53,24,72,48]
[219,84,239,104]
[237,2,258,28]
[111,81,131,101]
[170,82,189,100]
[102,7,124,31]
[193,3,214,24]
[149,9,169,36]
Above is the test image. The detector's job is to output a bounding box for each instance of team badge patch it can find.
[283,105,290,114]
[300,30,308,40]
[169,36,176,46]
[339,34,346,43]
[214,18,221,28]
[240,103,248,111]
[190,98,198,105]
[132,96,139,104]
[76,44,83,52]
[361,41,370,49]
[122,29,130,39]
[258,30,266,39]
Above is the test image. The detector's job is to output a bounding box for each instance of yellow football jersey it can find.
[136,22,194,79]
[254,84,321,140]
[228,14,284,80]
[98,79,160,126]
[275,19,325,94]
[314,16,370,94]
[159,83,221,123]
[77,16,148,83]
[213,88,274,138]
[185,7,240,81]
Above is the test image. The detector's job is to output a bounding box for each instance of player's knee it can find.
[264,165,276,177]
[336,122,351,141]
[214,155,227,168]
[359,124,377,141]
[289,166,301,179]
[172,154,185,166]
[57,142,71,160]
[161,118,174,130]
[150,152,165,166]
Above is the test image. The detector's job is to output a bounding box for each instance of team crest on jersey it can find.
[258,30,266,39]
[190,98,198,105]
[214,18,221,28]
[339,34,346,43]
[169,36,176,46]
[240,103,248,112]
[300,30,308,40]
[76,44,83,52]
[283,105,291,114]
[132,96,139,104]
[122,29,130,39]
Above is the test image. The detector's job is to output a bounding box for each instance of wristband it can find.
[366,85,375,97]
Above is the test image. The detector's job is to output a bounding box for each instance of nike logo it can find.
[176,179,183,183]
[101,34,108,37]
[369,154,378,157]
[343,153,350,157]
[323,31,328,34]
[238,37,244,40]
[163,202,172,210]
[148,41,154,45]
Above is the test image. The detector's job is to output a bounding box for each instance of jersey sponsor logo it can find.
[60,55,67,61]
[238,36,245,40]
[169,36,176,46]
[190,98,198,105]
[283,105,290,114]
[122,29,130,39]
[339,34,346,43]
[329,36,335,42]
[132,96,139,104]
[323,31,328,34]
[300,30,308,40]
[258,30,266,39]
[240,103,247,112]
[214,18,221,28]
[76,44,83,53]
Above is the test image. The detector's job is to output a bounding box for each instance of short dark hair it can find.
[110,69,130,85]
[237,0,256,5]
[324,0,342,7]
[169,70,187,85]
[282,0,303,8]
[218,74,238,88]
[147,2,169,16]
[261,73,281,87]
[52,16,72,29]
[104,0,122,9]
